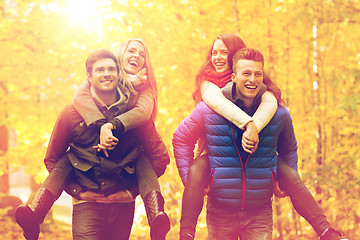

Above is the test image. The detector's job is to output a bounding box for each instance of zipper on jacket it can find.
[210,168,215,192]
[232,126,251,210]
[271,169,276,191]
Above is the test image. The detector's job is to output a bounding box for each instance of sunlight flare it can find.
[64,0,99,25]
[48,0,119,30]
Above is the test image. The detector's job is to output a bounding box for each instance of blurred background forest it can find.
[0,0,359,239]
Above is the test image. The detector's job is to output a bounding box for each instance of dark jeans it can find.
[72,201,135,240]
[180,154,210,237]
[42,154,73,199]
[136,152,161,198]
[277,158,330,235]
[207,199,272,240]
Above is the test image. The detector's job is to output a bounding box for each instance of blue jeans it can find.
[72,202,135,240]
[206,199,273,240]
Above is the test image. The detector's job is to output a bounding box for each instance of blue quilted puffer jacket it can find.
[173,101,298,210]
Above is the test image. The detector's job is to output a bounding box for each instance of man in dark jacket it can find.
[16,49,170,240]
[173,48,298,240]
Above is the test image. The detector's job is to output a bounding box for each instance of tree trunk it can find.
[232,0,240,35]
[0,125,9,194]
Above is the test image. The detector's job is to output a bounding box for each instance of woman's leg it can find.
[42,154,74,199]
[137,152,161,197]
[180,154,210,240]
[136,152,170,240]
[277,158,331,236]
[15,154,73,240]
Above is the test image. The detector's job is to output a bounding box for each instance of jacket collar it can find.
[90,87,126,110]
[222,81,267,114]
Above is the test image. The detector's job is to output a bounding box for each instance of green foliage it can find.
[0,0,359,239]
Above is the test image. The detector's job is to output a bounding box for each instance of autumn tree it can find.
[0,0,359,239]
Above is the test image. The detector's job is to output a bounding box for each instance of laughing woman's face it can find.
[211,39,229,73]
[122,41,146,74]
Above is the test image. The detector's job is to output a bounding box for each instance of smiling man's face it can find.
[232,59,263,108]
[88,58,119,95]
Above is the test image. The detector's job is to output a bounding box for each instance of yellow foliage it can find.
[0,0,359,239]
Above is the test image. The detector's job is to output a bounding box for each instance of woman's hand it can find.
[78,191,112,203]
[131,68,147,87]
[78,190,133,203]
[136,68,147,84]
[107,190,133,202]
[93,123,119,157]
[273,181,288,198]
[242,121,259,154]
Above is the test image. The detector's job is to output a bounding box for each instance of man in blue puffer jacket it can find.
[173,48,298,240]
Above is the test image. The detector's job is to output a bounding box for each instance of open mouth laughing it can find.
[245,84,257,90]
[129,60,139,67]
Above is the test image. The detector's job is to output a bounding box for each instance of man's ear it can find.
[231,72,236,82]
[86,72,92,83]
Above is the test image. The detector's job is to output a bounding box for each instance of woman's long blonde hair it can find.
[114,38,158,120]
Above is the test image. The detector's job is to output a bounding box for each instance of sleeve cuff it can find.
[110,118,125,133]
[125,190,133,200]
[92,118,108,129]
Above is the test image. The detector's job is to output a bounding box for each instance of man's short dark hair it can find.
[232,48,264,73]
[86,49,119,76]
